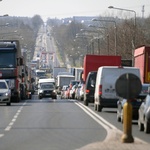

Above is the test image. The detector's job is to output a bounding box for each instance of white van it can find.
[94,66,141,112]
[38,78,55,88]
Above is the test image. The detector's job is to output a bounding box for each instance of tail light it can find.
[99,85,102,95]
[86,89,90,94]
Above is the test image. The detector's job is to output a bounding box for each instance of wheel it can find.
[138,119,144,131]
[117,110,121,122]
[121,109,124,124]
[7,102,11,106]
[97,104,102,112]
[94,104,97,111]
[38,95,42,99]
[29,94,32,99]
[84,99,88,106]
[72,93,75,99]
[144,119,150,133]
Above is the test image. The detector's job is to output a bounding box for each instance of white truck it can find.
[56,75,75,88]
[53,67,67,79]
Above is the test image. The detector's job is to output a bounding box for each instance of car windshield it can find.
[0,82,7,89]
[41,84,54,89]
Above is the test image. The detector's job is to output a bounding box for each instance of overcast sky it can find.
[0,0,150,21]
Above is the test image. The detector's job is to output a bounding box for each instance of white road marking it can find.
[0,134,4,138]
[4,101,27,132]
[75,101,147,144]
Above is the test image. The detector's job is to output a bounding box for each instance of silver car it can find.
[0,80,11,106]
[138,93,150,134]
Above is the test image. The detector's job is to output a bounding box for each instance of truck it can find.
[56,74,75,88]
[0,40,25,102]
[35,69,47,84]
[52,67,67,79]
[134,46,150,83]
[69,67,83,81]
[83,54,122,106]
[83,55,122,82]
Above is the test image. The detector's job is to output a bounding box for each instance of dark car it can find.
[69,80,80,89]
[117,83,149,123]
[138,92,150,133]
[38,83,56,99]
[84,71,97,106]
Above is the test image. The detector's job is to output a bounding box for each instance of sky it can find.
[0,0,150,21]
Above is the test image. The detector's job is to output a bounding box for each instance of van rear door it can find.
[101,68,119,99]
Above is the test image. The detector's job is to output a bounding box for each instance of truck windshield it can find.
[36,72,46,77]
[0,52,16,68]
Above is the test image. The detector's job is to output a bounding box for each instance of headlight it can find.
[40,90,43,93]
[3,92,9,96]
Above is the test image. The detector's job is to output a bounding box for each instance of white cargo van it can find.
[38,78,55,88]
[94,66,141,112]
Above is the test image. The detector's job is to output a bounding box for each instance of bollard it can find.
[121,99,134,143]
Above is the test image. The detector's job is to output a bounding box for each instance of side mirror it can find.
[148,86,150,95]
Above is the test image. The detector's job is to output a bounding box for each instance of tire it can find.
[38,95,42,99]
[144,119,150,133]
[94,104,97,111]
[84,99,88,106]
[7,102,11,106]
[72,93,75,99]
[121,109,123,124]
[117,110,121,122]
[138,119,144,131]
[97,104,102,112]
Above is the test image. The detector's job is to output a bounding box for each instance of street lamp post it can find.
[88,25,110,55]
[79,29,98,54]
[108,6,136,66]
[92,18,117,55]
[75,33,93,54]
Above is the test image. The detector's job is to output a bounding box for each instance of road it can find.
[0,97,107,150]
[87,103,150,143]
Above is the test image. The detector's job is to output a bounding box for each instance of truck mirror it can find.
[17,57,23,66]
[20,57,23,65]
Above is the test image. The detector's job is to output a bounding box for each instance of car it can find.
[64,87,70,99]
[69,80,80,89]
[138,88,150,133]
[38,83,56,99]
[69,84,78,99]
[0,80,11,106]
[61,85,69,99]
[84,71,97,106]
[117,83,149,123]
[75,83,84,101]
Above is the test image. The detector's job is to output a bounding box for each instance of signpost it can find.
[115,73,142,143]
